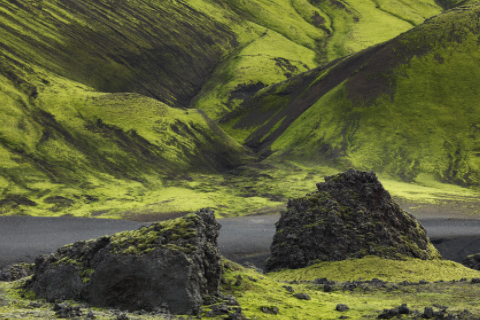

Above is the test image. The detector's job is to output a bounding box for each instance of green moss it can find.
[52,257,82,268]
[110,214,199,255]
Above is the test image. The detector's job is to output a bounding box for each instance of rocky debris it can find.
[206,303,248,319]
[25,209,223,315]
[0,263,34,281]
[324,284,333,292]
[377,304,479,320]
[224,307,249,320]
[206,303,231,316]
[293,292,311,300]
[343,282,357,291]
[314,277,336,285]
[462,253,480,270]
[266,169,441,271]
[336,304,349,312]
[377,304,410,319]
[261,306,279,314]
[282,285,294,292]
[53,303,83,318]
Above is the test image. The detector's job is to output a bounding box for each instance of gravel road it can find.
[1,215,480,271]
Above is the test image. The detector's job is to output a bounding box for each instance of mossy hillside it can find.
[271,4,480,187]
[223,4,480,191]
[194,0,444,119]
[0,0,441,121]
[0,64,254,217]
[0,0,242,109]
[0,0,446,217]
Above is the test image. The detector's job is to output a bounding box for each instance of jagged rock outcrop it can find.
[25,209,222,315]
[266,170,441,271]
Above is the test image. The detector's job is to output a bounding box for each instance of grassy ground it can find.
[2,257,480,319]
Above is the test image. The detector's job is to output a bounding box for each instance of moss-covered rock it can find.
[0,263,34,282]
[266,169,441,271]
[24,209,222,315]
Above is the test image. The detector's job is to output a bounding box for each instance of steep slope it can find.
[223,2,480,187]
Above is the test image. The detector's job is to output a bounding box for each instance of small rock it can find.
[207,303,231,316]
[261,306,279,314]
[293,293,311,300]
[343,283,356,291]
[471,278,480,284]
[223,296,240,306]
[234,276,242,286]
[336,304,349,312]
[398,304,410,314]
[424,307,434,319]
[224,307,248,320]
[282,285,294,293]
[324,284,333,292]
[117,314,129,320]
[29,302,42,308]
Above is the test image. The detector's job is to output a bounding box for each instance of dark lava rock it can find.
[0,263,34,281]
[224,307,249,320]
[324,284,333,292]
[25,209,222,315]
[424,307,434,319]
[378,304,410,319]
[336,304,349,312]
[206,303,231,316]
[293,292,311,300]
[261,306,279,314]
[266,170,441,271]
[462,253,480,270]
[53,303,83,318]
[282,285,294,292]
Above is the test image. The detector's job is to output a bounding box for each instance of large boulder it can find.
[25,209,222,315]
[266,170,441,272]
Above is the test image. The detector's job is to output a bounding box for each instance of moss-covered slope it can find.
[0,64,254,215]
[224,3,480,187]
[0,0,449,216]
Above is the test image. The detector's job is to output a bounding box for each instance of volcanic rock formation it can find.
[25,209,222,315]
[265,170,441,271]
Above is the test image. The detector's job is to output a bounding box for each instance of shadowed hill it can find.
[222,3,480,187]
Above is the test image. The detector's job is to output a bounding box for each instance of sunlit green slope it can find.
[223,3,480,187]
